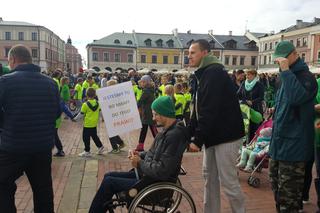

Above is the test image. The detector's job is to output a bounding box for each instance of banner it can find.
[96,81,142,137]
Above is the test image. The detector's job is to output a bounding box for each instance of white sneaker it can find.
[78,151,91,157]
[97,146,105,155]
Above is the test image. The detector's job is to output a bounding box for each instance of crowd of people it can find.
[1,39,320,213]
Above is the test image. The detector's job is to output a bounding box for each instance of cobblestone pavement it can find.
[15,119,318,212]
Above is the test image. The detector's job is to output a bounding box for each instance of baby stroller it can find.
[244,118,273,188]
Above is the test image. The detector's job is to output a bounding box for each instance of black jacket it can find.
[0,64,61,153]
[238,81,265,114]
[191,63,245,148]
[138,122,189,181]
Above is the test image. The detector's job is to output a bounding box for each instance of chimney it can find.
[132,29,135,33]
[296,19,303,27]
[172,28,178,36]
[0,17,3,22]
[270,30,275,35]
[187,30,191,34]
[208,29,213,35]
[229,31,232,36]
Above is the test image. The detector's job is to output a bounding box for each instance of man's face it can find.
[188,43,208,67]
[152,110,164,126]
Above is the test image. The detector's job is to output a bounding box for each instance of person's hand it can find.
[274,57,289,71]
[188,143,200,152]
[130,154,141,168]
[315,104,320,113]
[128,150,139,159]
[267,107,275,114]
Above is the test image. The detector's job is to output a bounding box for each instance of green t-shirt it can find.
[90,83,100,90]
[53,78,60,90]
[81,99,100,128]
[60,84,70,102]
[74,83,83,100]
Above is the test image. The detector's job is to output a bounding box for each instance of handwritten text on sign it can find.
[96,81,142,137]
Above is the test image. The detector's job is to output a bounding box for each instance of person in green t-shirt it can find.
[174,83,186,121]
[74,78,83,109]
[182,82,192,125]
[75,88,104,157]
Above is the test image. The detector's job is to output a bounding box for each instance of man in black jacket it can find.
[89,96,189,213]
[0,45,61,213]
[188,39,245,213]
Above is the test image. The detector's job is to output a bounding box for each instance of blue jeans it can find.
[89,170,138,213]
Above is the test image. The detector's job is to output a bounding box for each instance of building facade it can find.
[86,30,260,72]
[0,18,66,72]
[247,17,320,72]
[65,37,82,74]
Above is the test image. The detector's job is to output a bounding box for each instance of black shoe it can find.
[54,150,65,157]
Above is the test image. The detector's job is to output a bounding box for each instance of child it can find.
[236,127,272,172]
[182,82,192,125]
[76,88,105,157]
[174,83,186,121]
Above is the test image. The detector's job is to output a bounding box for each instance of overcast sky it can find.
[1,0,319,64]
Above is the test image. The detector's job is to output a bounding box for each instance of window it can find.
[184,56,189,64]
[156,39,163,47]
[145,39,152,47]
[114,39,120,44]
[141,55,146,63]
[18,32,24,40]
[275,41,278,47]
[5,32,11,40]
[31,49,38,58]
[264,55,267,65]
[115,53,121,62]
[5,47,11,57]
[224,56,230,65]
[297,38,301,47]
[174,56,179,64]
[127,40,133,45]
[167,40,174,48]
[269,42,272,50]
[225,40,237,49]
[209,40,215,49]
[240,56,245,66]
[103,53,109,62]
[251,56,256,66]
[303,37,307,46]
[32,32,37,41]
[269,55,272,64]
[301,53,306,62]
[92,52,98,61]
[128,54,133,63]
[163,56,168,64]
[152,55,157,64]
[264,43,268,51]
[232,56,237,65]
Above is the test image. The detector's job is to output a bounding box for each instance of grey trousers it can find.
[203,139,245,213]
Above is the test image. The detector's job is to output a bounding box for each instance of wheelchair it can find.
[104,166,196,213]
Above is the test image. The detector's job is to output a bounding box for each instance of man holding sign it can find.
[89,96,189,213]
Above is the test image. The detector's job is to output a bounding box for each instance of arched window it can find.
[127,40,133,45]
[114,39,120,44]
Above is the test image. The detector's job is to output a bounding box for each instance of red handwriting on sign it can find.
[113,118,134,127]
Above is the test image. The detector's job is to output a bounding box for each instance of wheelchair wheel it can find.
[128,182,196,213]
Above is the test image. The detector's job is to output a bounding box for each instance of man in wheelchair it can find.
[89,96,189,213]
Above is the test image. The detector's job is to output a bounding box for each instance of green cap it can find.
[273,40,295,60]
[151,96,176,118]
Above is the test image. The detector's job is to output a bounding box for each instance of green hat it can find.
[151,96,176,118]
[273,41,295,60]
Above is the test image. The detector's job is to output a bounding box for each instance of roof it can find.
[213,35,257,51]
[250,32,269,38]
[88,32,136,48]
[0,20,37,27]
[178,33,224,49]
[135,33,181,48]
[279,18,320,33]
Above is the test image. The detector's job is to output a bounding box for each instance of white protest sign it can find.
[96,81,142,137]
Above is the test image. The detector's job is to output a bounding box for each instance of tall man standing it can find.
[188,39,245,213]
[269,40,317,213]
[0,45,61,213]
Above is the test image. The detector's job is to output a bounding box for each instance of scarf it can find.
[245,77,259,91]
[198,53,222,69]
